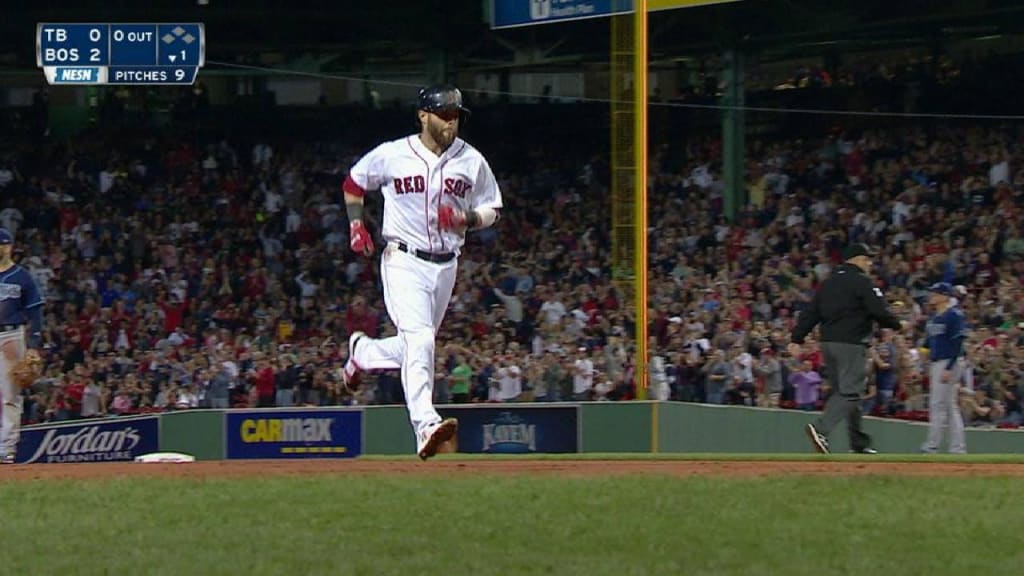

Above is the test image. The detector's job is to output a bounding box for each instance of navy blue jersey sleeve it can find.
[19,268,43,309]
[19,268,43,310]
[946,309,965,370]
[0,266,44,332]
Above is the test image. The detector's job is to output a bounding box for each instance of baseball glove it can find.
[10,349,43,389]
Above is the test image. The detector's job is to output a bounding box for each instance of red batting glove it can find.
[349,220,374,256]
[438,205,467,231]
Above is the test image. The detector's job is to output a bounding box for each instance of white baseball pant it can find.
[351,243,457,441]
[922,359,966,454]
[0,327,26,459]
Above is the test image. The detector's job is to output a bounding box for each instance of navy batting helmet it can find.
[417,84,471,116]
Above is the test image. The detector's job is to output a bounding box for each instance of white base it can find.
[134,452,196,463]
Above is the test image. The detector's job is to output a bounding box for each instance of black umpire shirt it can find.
[791,263,902,346]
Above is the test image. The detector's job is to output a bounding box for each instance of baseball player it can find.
[921,282,967,454]
[0,227,45,464]
[340,85,503,460]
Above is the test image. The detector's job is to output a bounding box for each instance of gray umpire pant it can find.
[813,341,871,451]
[922,360,966,454]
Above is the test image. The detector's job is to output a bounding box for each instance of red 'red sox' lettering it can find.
[394,175,426,194]
[443,178,472,198]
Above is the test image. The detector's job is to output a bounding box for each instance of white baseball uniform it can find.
[345,134,502,445]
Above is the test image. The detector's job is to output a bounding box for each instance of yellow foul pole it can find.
[633,0,648,399]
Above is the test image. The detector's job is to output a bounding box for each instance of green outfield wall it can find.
[650,402,1024,454]
[19,402,1021,463]
[153,402,1024,457]
[363,405,415,455]
[159,410,226,460]
[231,402,1021,456]
[581,402,653,453]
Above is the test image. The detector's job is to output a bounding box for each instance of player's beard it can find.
[428,118,457,151]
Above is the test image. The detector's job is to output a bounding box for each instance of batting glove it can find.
[349,220,374,256]
[438,204,467,231]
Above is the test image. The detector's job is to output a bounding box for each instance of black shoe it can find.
[805,423,830,454]
[850,448,878,454]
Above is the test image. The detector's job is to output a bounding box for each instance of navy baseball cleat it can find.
[805,423,830,454]
[850,448,879,454]
[417,418,458,461]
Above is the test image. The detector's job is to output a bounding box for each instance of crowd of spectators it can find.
[2,90,1023,430]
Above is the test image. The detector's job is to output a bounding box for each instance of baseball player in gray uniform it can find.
[0,227,45,464]
[921,282,967,454]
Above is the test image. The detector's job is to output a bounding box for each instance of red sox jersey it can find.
[347,135,503,254]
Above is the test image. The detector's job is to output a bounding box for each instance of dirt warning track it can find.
[2,458,1023,481]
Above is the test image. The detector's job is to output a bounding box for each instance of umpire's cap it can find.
[842,243,876,260]
[418,84,471,116]
[0,227,12,245]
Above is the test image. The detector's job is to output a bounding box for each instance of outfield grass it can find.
[365,452,1024,464]
[3,472,1023,576]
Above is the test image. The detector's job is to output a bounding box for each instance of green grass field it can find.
[363,452,1024,463]
[3,455,1024,576]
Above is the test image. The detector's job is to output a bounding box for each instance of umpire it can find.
[789,243,903,454]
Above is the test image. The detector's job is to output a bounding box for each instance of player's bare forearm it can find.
[466,207,499,230]
[345,189,374,255]
[464,210,482,229]
[344,192,364,222]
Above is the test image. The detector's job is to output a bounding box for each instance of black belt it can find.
[396,242,456,264]
[0,324,23,332]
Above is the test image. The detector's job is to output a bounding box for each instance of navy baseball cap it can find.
[842,243,876,260]
[928,282,954,296]
[0,227,12,245]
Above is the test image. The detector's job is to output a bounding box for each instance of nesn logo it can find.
[54,67,100,82]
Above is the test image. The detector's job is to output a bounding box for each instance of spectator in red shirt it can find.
[344,295,378,338]
[64,365,88,419]
[253,355,276,408]
[159,294,187,334]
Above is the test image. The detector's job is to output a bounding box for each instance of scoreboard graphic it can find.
[37,23,205,85]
